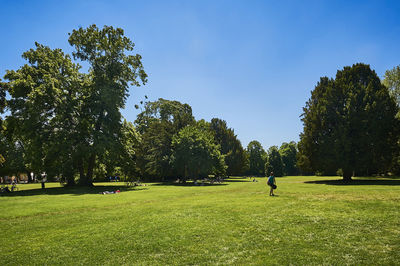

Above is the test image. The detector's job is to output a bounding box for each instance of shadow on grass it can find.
[224,177,252,183]
[151,182,227,187]
[0,185,148,197]
[304,178,400,186]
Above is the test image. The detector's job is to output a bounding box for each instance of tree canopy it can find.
[279,142,299,176]
[265,146,283,177]
[298,63,399,180]
[209,118,247,176]
[172,124,226,180]
[134,98,195,180]
[1,25,147,186]
[383,65,400,111]
[246,140,266,176]
[383,65,400,175]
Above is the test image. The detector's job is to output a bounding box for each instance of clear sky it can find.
[1,0,400,149]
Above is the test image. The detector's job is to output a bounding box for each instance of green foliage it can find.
[246,140,266,176]
[0,78,6,128]
[135,98,194,134]
[2,43,81,182]
[299,63,399,180]
[279,141,299,176]
[67,24,147,185]
[135,98,195,180]
[209,118,247,176]
[0,121,26,177]
[383,65,400,175]
[172,124,226,180]
[1,25,147,186]
[383,65,400,110]
[119,120,141,178]
[265,146,283,177]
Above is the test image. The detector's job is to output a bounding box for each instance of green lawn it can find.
[1,176,399,265]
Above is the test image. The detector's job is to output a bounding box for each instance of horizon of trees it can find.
[1,26,400,184]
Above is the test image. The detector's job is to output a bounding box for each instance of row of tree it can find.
[0,25,295,185]
[1,25,399,184]
[246,140,299,177]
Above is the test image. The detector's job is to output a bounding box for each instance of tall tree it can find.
[265,146,284,177]
[209,118,247,176]
[1,43,82,184]
[246,140,266,176]
[135,98,195,180]
[2,25,147,186]
[68,25,147,185]
[299,63,399,180]
[279,141,299,176]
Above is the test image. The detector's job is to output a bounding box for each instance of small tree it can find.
[265,146,284,177]
[383,65,400,175]
[172,125,226,181]
[383,65,400,111]
[246,140,266,176]
[279,141,299,176]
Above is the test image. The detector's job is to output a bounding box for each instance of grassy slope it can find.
[1,176,399,265]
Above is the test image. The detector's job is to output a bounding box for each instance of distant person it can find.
[267,172,276,196]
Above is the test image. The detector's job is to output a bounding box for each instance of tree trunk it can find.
[77,160,85,185]
[85,153,96,186]
[77,157,94,187]
[343,169,352,182]
[78,158,85,181]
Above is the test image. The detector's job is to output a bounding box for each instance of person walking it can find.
[267,172,276,196]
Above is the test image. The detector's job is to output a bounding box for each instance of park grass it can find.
[1,176,399,265]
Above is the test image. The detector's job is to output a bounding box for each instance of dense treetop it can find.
[298,63,399,180]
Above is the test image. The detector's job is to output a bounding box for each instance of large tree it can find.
[299,63,399,180]
[2,25,147,186]
[246,140,266,176]
[135,98,195,180]
[2,43,82,184]
[209,118,247,176]
[68,24,147,185]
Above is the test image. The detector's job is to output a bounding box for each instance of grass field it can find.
[1,176,399,265]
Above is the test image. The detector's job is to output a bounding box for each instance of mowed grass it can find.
[1,176,399,265]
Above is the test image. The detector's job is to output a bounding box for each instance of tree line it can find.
[0,25,297,185]
[1,26,399,184]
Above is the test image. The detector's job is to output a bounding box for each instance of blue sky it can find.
[1,0,400,149]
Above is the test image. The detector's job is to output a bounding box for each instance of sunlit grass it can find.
[1,176,399,265]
